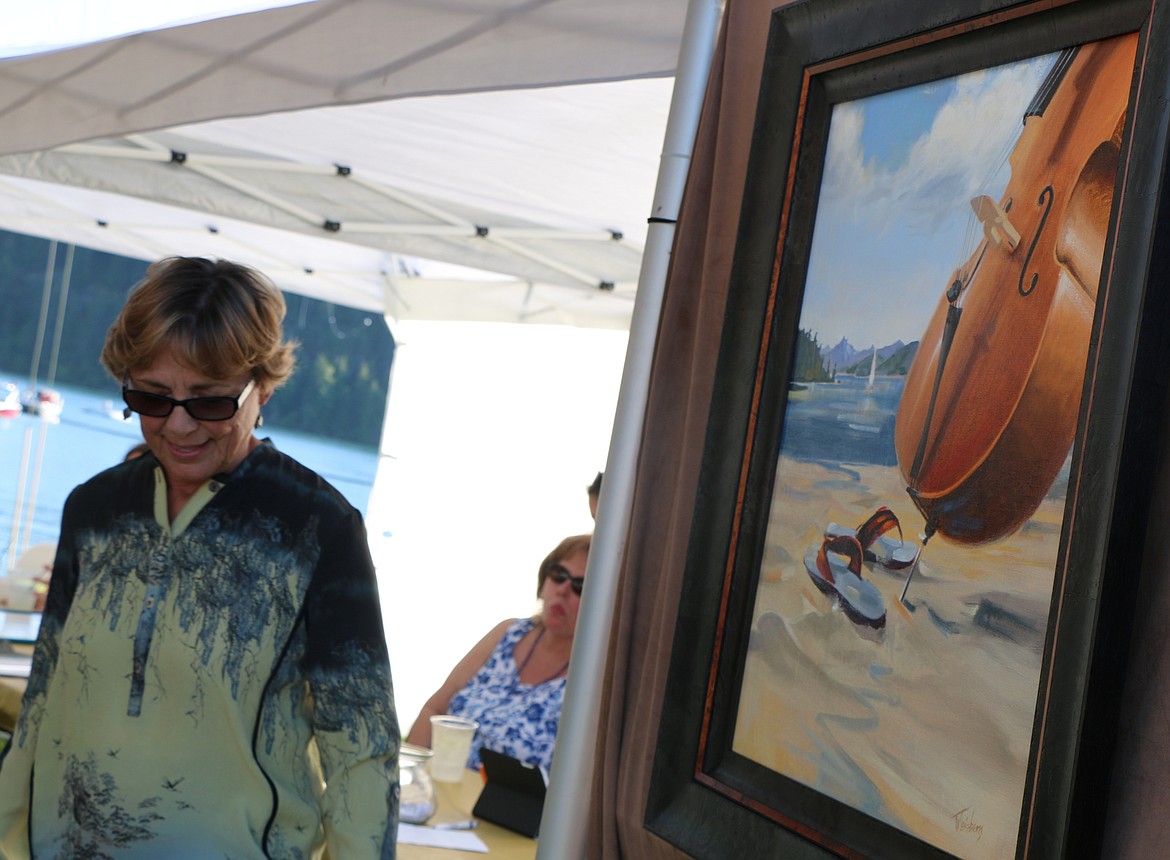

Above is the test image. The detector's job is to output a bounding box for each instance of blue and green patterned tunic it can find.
[0,441,399,859]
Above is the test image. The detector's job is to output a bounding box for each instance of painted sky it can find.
[800,52,1059,353]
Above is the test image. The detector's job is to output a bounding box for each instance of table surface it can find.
[0,643,30,734]
[401,769,538,860]
[0,666,536,859]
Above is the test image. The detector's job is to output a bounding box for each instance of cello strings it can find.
[952,102,1032,311]
[950,51,1063,310]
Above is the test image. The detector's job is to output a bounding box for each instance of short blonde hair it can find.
[536,534,592,596]
[101,257,297,388]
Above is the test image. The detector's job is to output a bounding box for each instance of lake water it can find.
[781,374,905,467]
[0,382,378,560]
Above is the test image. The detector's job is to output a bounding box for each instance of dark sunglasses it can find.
[548,564,585,595]
[122,379,256,422]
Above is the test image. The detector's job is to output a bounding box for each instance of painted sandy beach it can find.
[733,444,1064,859]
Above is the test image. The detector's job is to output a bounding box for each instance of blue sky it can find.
[858,80,958,170]
[799,53,1059,352]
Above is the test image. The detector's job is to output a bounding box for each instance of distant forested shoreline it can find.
[0,231,394,449]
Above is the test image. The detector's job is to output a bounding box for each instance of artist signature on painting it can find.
[951,807,984,841]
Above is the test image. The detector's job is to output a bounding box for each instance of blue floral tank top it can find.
[448,617,566,771]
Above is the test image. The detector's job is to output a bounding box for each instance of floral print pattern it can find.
[448,618,565,771]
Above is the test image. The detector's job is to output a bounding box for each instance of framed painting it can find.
[646,0,1170,858]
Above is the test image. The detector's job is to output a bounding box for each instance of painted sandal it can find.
[803,534,886,628]
[825,506,919,571]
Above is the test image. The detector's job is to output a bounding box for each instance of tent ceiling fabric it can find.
[0,0,685,157]
[0,0,687,329]
[0,169,641,328]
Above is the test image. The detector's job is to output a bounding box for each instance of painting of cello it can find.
[732,32,1137,860]
[895,36,1135,594]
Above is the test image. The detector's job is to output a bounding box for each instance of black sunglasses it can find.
[122,379,256,422]
[548,564,585,596]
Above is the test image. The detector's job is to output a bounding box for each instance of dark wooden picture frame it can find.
[646,1,1170,858]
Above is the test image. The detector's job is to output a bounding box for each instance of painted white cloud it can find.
[821,102,871,195]
[820,55,1055,234]
[802,54,1058,349]
[892,60,1053,215]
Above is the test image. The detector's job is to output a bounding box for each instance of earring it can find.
[255,413,264,429]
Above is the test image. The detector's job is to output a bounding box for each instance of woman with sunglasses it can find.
[406,533,590,772]
[0,257,399,859]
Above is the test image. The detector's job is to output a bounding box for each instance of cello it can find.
[893,35,1136,576]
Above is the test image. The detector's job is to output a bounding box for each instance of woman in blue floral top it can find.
[406,534,589,771]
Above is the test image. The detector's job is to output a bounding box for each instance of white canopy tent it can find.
[0,70,678,329]
[0,1,723,853]
[0,0,688,329]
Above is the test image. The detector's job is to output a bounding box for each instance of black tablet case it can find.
[472,748,547,838]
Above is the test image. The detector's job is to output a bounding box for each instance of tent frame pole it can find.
[535,0,724,856]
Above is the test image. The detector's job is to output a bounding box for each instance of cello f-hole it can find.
[1018,185,1054,296]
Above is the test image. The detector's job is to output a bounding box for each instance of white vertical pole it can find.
[6,431,34,572]
[21,244,74,553]
[535,1,724,856]
[27,241,56,390]
[8,241,57,570]
[46,243,75,385]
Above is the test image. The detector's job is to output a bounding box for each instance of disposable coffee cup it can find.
[429,715,479,782]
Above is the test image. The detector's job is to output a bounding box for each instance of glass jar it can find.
[399,743,438,824]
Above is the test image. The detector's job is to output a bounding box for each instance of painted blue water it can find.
[780,375,905,467]
[0,382,378,555]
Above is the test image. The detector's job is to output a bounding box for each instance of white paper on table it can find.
[397,823,489,852]
[0,652,31,678]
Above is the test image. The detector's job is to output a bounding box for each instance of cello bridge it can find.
[971,194,1021,251]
